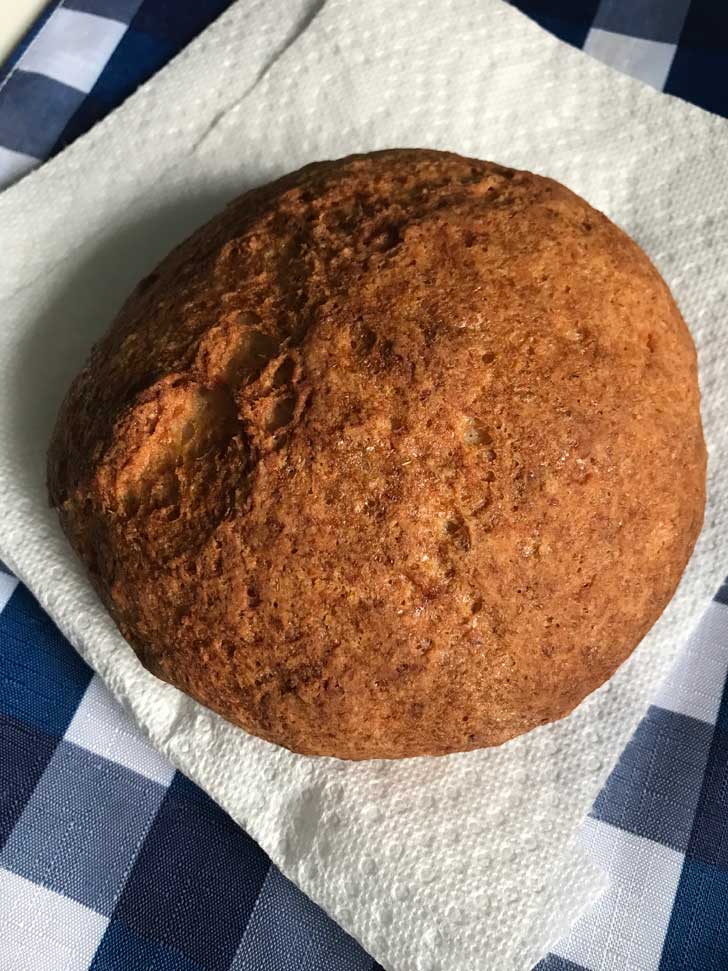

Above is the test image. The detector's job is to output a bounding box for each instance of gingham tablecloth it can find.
[1,3,727,970]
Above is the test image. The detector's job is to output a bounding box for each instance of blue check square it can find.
[115,773,270,971]
[229,866,373,971]
[535,957,590,971]
[0,738,168,914]
[0,585,91,737]
[511,0,600,47]
[0,715,57,849]
[660,860,728,971]
[131,0,232,44]
[0,71,85,159]
[591,707,715,852]
[64,0,145,23]
[92,919,205,971]
[592,0,692,44]
[666,47,728,118]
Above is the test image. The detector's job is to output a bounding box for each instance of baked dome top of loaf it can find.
[48,149,706,759]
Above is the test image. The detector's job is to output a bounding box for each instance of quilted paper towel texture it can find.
[1,1,728,969]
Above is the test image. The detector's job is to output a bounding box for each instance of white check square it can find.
[584,28,677,91]
[20,8,126,94]
[0,569,18,613]
[64,675,175,786]
[656,601,728,726]
[0,147,39,192]
[552,817,684,971]
[0,868,108,971]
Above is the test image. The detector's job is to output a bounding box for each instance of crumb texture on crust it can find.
[47,149,706,760]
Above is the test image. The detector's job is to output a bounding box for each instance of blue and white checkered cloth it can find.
[1,3,728,970]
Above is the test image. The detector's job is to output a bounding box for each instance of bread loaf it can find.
[48,149,706,759]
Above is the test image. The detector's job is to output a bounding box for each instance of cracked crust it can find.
[48,149,706,759]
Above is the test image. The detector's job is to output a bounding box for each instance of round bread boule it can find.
[48,149,706,760]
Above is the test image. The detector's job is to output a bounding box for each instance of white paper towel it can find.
[1,1,727,969]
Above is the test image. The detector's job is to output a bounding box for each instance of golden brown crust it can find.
[48,149,706,759]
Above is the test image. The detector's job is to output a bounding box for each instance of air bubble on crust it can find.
[272,355,295,387]
[195,316,280,387]
[227,329,280,384]
[463,418,492,446]
[352,324,377,356]
[266,394,297,433]
[116,382,240,517]
[444,515,471,552]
